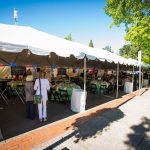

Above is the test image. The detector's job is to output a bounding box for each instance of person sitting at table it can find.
[26,69,32,76]
[109,76,116,84]
[124,76,131,83]
[34,70,50,122]
[13,73,19,81]
[24,73,35,120]
[45,70,51,82]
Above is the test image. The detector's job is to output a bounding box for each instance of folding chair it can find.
[89,83,97,94]
[50,88,61,103]
[100,84,107,95]
[0,81,9,104]
[59,89,70,104]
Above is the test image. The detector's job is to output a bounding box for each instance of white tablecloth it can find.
[71,89,87,112]
[143,79,148,87]
[124,82,133,93]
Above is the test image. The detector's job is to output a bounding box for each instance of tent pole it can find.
[116,62,119,98]
[139,62,141,90]
[0,57,10,65]
[132,66,134,92]
[142,68,144,88]
[84,56,86,92]
[148,73,150,86]
[138,51,142,92]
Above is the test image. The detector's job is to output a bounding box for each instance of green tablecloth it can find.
[91,81,109,94]
[56,83,80,100]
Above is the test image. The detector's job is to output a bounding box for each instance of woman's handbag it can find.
[34,78,42,104]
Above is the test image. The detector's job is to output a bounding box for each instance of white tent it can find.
[0,23,142,66]
[0,24,149,98]
[0,24,92,58]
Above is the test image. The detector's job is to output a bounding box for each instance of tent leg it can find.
[132,66,134,92]
[142,69,144,88]
[84,56,86,91]
[116,63,119,98]
[139,63,141,90]
[148,74,150,86]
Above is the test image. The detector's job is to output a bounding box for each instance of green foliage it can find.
[64,33,72,41]
[89,40,94,48]
[105,0,150,64]
[102,45,114,53]
[125,16,150,51]
[119,44,150,64]
[119,44,139,59]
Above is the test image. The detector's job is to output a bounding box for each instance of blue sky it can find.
[0,0,126,53]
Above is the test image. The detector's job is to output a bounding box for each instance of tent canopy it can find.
[0,24,90,57]
[0,23,149,68]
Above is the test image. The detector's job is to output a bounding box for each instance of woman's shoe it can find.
[39,119,42,122]
[43,118,47,122]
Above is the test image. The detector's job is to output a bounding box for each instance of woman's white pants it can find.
[38,100,47,119]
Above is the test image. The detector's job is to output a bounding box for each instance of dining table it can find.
[56,83,81,101]
[5,81,25,104]
[90,80,110,94]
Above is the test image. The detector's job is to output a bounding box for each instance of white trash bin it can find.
[71,89,87,112]
[124,82,133,93]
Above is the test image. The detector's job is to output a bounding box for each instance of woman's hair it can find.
[26,75,34,81]
[26,69,32,75]
[39,70,46,78]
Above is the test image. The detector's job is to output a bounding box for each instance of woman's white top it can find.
[34,78,50,101]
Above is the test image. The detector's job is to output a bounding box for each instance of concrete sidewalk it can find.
[36,89,150,150]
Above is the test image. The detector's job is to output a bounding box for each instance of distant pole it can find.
[84,55,86,92]
[116,62,119,98]
[148,73,150,86]
[138,51,142,95]
[132,66,134,92]
[13,8,18,25]
[142,68,144,87]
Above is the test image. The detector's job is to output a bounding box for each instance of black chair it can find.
[89,83,97,94]
[106,84,115,94]
[100,84,107,94]
[5,84,25,104]
[50,88,61,103]
[0,81,9,104]
[59,89,70,104]
[86,80,91,92]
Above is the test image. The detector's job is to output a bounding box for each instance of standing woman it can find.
[25,74,35,119]
[34,70,50,122]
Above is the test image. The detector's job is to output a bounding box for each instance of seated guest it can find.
[45,70,51,82]
[14,73,19,81]
[26,69,32,75]
[124,76,131,82]
[109,77,115,84]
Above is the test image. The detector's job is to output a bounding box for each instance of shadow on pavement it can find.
[45,108,125,149]
[72,108,125,143]
[124,117,150,150]
[0,90,125,140]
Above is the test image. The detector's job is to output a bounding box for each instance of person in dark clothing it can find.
[24,74,35,119]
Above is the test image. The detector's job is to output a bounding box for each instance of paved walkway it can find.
[35,89,150,150]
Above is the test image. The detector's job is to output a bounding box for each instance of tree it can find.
[119,44,150,64]
[89,40,94,48]
[64,33,72,41]
[119,44,138,59]
[105,0,150,64]
[102,45,114,53]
